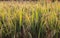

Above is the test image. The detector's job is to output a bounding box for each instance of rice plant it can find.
[0,1,60,38]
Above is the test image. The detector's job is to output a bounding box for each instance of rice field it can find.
[0,1,60,38]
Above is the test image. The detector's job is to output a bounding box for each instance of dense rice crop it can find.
[0,1,60,38]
